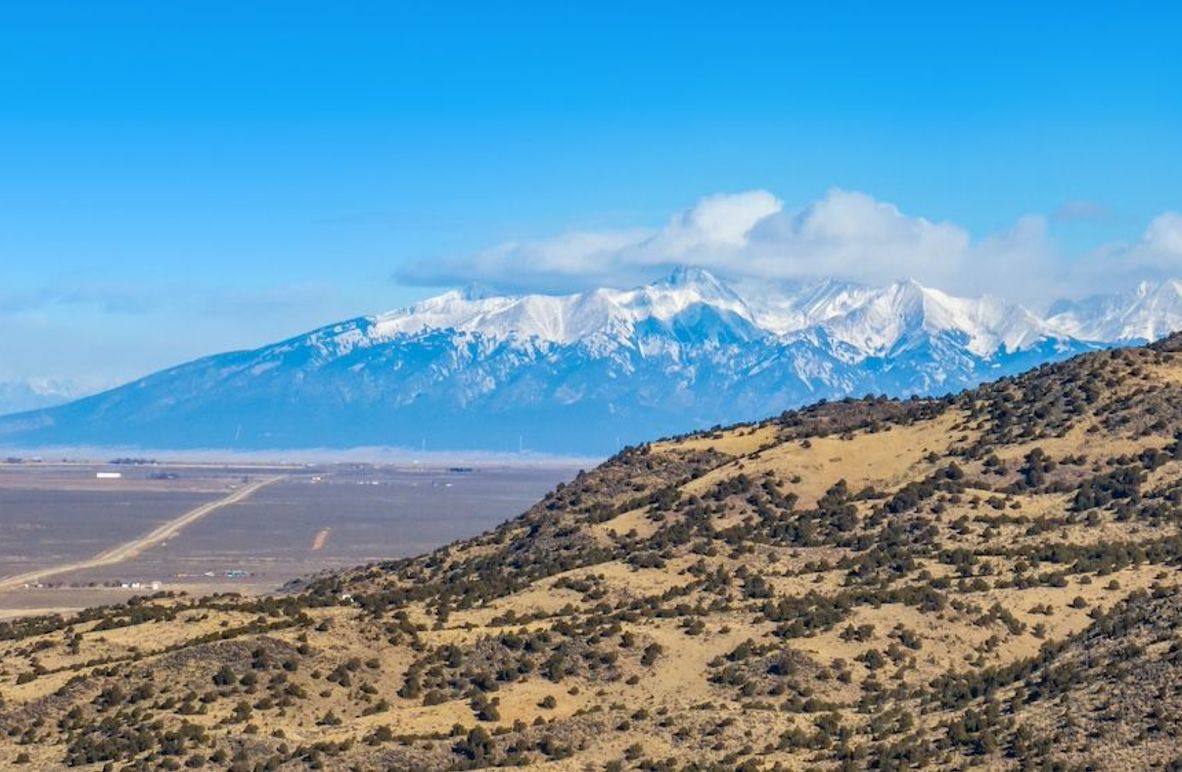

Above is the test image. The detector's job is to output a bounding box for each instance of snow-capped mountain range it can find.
[4,268,1182,456]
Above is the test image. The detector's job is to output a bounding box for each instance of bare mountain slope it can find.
[6,337,1182,769]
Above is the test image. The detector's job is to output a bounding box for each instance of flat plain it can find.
[0,460,577,618]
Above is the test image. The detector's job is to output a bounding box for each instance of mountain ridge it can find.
[3,270,1182,455]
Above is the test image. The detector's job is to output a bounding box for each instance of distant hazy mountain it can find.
[2,269,1180,455]
[0,379,88,416]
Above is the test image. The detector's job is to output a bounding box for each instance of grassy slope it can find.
[5,337,1182,769]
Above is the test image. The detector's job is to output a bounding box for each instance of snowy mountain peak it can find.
[366,268,755,347]
[458,281,501,301]
[1046,279,1182,343]
[362,272,1071,359]
[661,265,728,292]
[738,278,1051,359]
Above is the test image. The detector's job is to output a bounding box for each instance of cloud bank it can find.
[398,189,1182,307]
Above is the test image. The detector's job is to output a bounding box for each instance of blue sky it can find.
[1,2,1180,388]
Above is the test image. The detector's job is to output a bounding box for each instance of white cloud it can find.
[1143,212,1182,256]
[742,189,970,288]
[1056,211,1182,295]
[400,188,971,292]
[652,190,782,253]
[397,190,1182,305]
[963,215,1063,305]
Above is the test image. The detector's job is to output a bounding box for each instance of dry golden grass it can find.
[682,410,963,507]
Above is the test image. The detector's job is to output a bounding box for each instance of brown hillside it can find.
[5,337,1182,770]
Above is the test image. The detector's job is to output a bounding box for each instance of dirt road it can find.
[310,527,331,551]
[0,475,284,592]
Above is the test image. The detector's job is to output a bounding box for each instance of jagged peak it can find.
[648,266,744,305]
[660,265,725,289]
[1047,278,1182,342]
[358,273,1182,358]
